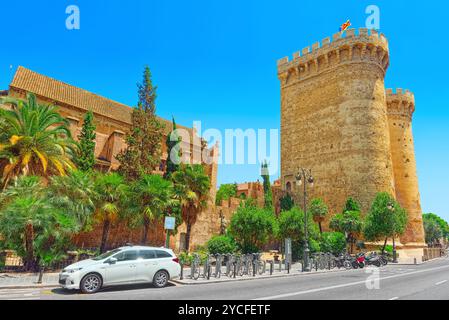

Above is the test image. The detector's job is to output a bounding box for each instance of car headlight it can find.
[67,268,83,273]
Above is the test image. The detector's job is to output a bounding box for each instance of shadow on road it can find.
[51,282,176,295]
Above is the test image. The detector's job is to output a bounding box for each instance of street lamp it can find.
[295,168,314,272]
[387,202,398,263]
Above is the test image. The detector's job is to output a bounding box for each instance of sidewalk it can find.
[174,262,351,285]
[0,272,59,289]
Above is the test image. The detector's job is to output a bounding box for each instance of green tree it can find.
[116,66,164,180]
[215,183,238,206]
[164,117,181,179]
[330,210,363,253]
[76,110,96,172]
[320,232,347,255]
[363,192,408,253]
[94,172,130,253]
[423,213,448,246]
[0,176,78,271]
[228,202,277,253]
[261,161,273,210]
[309,198,328,234]
[47,170,97,231]
[172,164,211,251]
[279,193,294,212]
[277,206,320,259]
[423,213,449,242]
[342,197,361,213]
[207,235,237,254]
[130,174,175,244]
[0,93,77,188]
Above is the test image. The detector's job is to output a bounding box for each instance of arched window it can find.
[286,181,292,192]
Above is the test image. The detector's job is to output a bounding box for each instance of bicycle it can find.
[214,254,222,278]
[225,254,235,278]
[202,254,213,279]
[252,253,267,275]
[190,253,201,280]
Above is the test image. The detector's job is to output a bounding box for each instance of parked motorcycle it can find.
[354,252,366,268]
[364,252,382,267]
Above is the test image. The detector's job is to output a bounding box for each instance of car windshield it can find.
[92,249,122,261]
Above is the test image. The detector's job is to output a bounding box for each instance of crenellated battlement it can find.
[386,88,415,119]
[277,28,389,87]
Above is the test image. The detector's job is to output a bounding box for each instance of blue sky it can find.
[0,0,447,219]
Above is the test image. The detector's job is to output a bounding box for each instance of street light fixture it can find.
[387,202,398,263]
[295,168,314,272]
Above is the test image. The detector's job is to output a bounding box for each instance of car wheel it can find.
[80,273,102,294]
[153,270,169,288]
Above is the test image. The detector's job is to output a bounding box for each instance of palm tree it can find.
[130,174,175,244]
[47,170,97,231]
[0,93,77,189]
[94,172,129,253]
[0,176,44,270]
[172,164,210,251]
[309,198,328,234]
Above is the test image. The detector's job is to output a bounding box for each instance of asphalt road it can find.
[1,257,449,300]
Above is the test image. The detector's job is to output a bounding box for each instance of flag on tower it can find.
[339,20,351,32]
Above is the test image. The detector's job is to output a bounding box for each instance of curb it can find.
[0,284,59,290]
[172,268,352,285]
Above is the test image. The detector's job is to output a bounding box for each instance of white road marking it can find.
[254,264,449,300]
[435,280,447,286]
[389,297,399,300]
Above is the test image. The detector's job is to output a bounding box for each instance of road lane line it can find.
[389,297,399,300]
[435,280,447,286]
[254,264,449,300]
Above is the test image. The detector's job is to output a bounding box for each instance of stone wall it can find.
[279,28,394,223]
[386,89,425,245]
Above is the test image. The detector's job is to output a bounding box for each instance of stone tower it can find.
[386,89,425,246]
[277,28,395,216]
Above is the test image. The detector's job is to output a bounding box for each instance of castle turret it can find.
[278,28,395,217]
[386,89,425,246]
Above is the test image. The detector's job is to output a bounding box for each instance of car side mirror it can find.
[106,257,117,265]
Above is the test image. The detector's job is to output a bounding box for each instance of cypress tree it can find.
[261,161,273,210]
[117,66,164,180]
[76,110,96,171]
[164,117,181,179]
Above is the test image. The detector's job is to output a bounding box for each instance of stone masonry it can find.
[277,28,425,249]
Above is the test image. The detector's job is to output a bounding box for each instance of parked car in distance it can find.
[59,245,181,294]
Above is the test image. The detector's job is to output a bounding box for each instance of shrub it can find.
[228,202,277,253]
[320,232,346,255]
[207,235,237,254]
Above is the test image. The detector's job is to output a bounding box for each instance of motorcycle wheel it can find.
[344,261,352,270]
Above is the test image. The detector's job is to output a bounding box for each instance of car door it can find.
[104,250,138,285]
[135,249,158,282]
[154,250,174,275]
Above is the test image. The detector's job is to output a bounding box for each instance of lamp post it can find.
[387,202,398,263]
[295,168,314,272]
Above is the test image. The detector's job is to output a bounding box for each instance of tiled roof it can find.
[10,66,133,124]
[9,66,190,134]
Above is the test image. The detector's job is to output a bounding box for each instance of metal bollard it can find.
[37,265,44,284]
[253,262,256,277]
[207,265,210,280]
[328,260,331,270]
[233,262,237,278]
[287,262,290,274]
[180,264,184,280]
[414,257,417,265]
[315,260,318,272]
[270,261,273,275]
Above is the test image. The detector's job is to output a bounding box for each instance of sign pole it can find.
[165,230,170,249]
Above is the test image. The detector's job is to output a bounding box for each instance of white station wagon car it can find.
[59,246,181,294]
